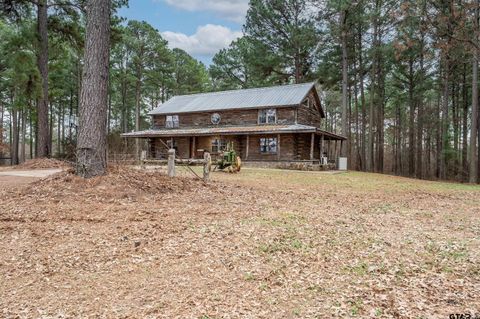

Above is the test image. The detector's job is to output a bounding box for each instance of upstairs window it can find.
[260,137,277,154]
[258,108,276,124]
[305,97,310,108]
[211,139,227,153]
[166,115,179,128]
[303,97,314,109]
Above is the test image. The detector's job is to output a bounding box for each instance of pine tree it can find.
[75,0,111,178]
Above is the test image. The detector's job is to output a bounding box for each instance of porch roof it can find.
[121,125,346,140]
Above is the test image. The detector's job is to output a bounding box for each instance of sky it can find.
[118,0,249,66]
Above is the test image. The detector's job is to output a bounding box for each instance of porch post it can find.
[310,132,315,161]
[192,136,196,159]
[328,140,331,159]
[334,140,338,161]
[319,134,324,160]
[277,134,281,161]
[246,135,250,160]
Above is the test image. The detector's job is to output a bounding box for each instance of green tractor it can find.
[215,141,242,173]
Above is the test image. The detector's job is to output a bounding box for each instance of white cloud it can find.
[162,0,249,23]
[162,24,242,56]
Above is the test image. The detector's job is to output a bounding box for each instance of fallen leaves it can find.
[0,167,479,318]
[12,158,71,170]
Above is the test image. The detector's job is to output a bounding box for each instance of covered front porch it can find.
[121,124,346,165]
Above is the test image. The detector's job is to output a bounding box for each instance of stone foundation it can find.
[243,161,336,171]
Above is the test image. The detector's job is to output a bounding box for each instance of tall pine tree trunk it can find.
[20,109,26,163]
[416,53,424,180]
[408,57,416,176]
[470,0,479,183]
[57,103,62,155]
[69,89,74,138]
[11,104,19,165]
[374,13,385,174]
[462,63,469,181]
[49,102,54,153]
[353,55,360,170]
[36,0,50,158]
[368,1,381,172]
[340,9,348,159]
[61,100,65,152]
[426,110,432,178]
[436,93,442,179]
[452,82,459,177]
[441,54,450,180]
[121,72,128,133]
[135,73,142,158]
[377,58,385,173]
[76,0,111,178]
[358,30,367,171]
[395,102,402,175]
[29,107,34,159]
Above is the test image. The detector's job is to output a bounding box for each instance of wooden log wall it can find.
[153,107,296,129]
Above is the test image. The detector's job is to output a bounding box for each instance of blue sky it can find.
[119,0,249,65]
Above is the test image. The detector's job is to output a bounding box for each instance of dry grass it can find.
[0,166,479,318]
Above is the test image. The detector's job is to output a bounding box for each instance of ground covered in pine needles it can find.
[0,166,479,318]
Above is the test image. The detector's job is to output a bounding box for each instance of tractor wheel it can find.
[235,156,242,172]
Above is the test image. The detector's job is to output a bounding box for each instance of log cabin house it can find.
[122,82,346,164]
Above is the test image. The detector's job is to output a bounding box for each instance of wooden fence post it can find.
[168,149,175,177]
[140,150,147,169]
[203,152,211,182]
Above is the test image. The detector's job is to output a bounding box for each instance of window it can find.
[211,112,221,125]
[211,139,227,153]
[260,137,277,154]
[303,97,314,109]
[258,108,276,124]
[166,115,179,128]
[304,97,310,108]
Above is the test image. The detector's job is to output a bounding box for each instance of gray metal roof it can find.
[149,82,317,115]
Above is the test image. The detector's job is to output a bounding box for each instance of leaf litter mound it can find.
[0,165,255,224]
[38,165,198,195]
[1,166,217,217]
[13,158,72,170]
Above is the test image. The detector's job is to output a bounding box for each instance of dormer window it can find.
[166,115,179,128]
[258,108,276,124]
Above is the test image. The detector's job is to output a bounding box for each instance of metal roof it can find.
[121,124,346,140]
[149,82,317,115]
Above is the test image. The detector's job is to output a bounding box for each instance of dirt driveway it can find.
[0,169,62,189]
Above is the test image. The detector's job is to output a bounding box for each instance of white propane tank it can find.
[338,157,348,171]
